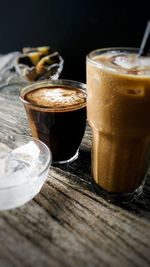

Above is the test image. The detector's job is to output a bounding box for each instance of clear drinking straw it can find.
[139,20,150,56]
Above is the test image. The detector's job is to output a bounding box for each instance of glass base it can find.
[92,180,144,204]
[52,149,79,165]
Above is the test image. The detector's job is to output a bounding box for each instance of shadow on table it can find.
[58,148,92,188]
[58,148,150,222]
[118,176,150,221]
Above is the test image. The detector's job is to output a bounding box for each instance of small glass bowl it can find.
[0,134,52,210]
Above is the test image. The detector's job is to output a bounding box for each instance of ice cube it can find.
[11,141,40,163]
[0,143,11,159]
[0,156,30,188]
[0,165,34,188]
[111,54,138,69]
[0,141,40,188]
[138,56,150,67]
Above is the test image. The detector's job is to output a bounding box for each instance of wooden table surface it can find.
[0,82,150,267]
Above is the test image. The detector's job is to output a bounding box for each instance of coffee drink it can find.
[20,80,86,164]
[87,48,150,201]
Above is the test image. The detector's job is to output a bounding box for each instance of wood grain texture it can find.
[0,82,150,267]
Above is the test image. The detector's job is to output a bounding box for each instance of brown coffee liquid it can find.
[87,51,150,193]
[24,86,86,162]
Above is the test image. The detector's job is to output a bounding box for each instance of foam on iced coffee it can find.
[95,51,150,76]
[25,86,86,110]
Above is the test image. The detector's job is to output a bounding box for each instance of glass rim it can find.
[19,79,87,112]
[86,47,150,78]
[86,47,139,67]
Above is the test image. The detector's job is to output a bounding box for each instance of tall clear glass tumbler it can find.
[86,48,150,203]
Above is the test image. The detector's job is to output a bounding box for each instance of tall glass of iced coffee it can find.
[86,48,150,202]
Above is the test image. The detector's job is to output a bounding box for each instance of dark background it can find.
[0,0,150,82]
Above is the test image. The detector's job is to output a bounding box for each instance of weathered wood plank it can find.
[0,82,150,267]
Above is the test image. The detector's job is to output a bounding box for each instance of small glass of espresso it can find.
[20,79,86,164]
